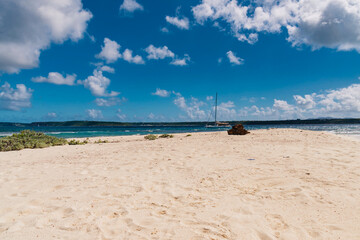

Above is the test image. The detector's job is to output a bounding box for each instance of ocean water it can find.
[1,124,360,139]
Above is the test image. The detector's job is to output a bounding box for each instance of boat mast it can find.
[215,92,218,124]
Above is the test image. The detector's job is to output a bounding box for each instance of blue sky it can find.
[1,0,360,122]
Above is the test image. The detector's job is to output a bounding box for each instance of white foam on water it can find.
[0,132,13,137]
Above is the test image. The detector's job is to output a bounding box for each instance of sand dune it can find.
[0,129,360,239]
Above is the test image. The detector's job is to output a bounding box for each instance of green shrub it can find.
[94,139,108,144]
[0,130,67,152]
[68,139,88,145]
[186,134,192,137]
[144,134,157,140]
[159,134,174,138]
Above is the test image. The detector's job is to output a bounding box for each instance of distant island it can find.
[0,118,360,127]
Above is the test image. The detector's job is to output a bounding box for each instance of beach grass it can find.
[144,134,157,140]
[68,139,88,145]
[159,134,174,138]
[94,139,109,144]
[0,130,67,151]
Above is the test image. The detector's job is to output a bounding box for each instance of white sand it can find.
[0,129,360,240]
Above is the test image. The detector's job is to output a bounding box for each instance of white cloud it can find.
[246,80,360,119]
[316,81,360,115]
[0,82,32,111]
[100,65,115,73]
[32,72,76,85]
[273,99,295,111]
[95,97,125,107]
[226,51,244,65]
[152,88,171,97]
[145,45,191,66]
[217,101,238,119]
[122,49,145,64]
[219,101,235,109]
[96,38,122,63]
[192,0,360,52]
[0,0,92,73]
[170,54,191,66]
[120,0,143,13]
[174,94,206,120]
[96,38,145,65]
[294,94,316,109]
[145,45,175,60]
[247,105,277,118]
[160,27,170,33]
[161,80,360,121]
[165,16,190,30]
[87,109,103,119]
[80,70,119,97]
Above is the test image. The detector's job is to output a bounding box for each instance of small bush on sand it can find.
[159,134,174,138]
[186,134,192,137]
[0,130,67,152]
[95,139,108,144]
[68,139,88,145]
[144,134,157,140]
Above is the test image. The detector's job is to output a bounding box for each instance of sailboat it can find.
[205,93,231,128]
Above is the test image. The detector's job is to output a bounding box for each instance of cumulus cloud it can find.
[0,82,33,111]
[192,0,360,52]
[273,99,295,111]
[226,51,244,65]
[122,49,145,64]
[96,38,145,65]
[145,45,175,60]
[170,54,191,66]
[165,16,190,30]
[120,0,143,13]
[87,109,103,119]
[32,72,77,85]
[163,79,360,120]
[80,70,119,97]
[242,80,360,119]
[174,94,207,120]
[96,38,122,63]
[145,45,191,66]
[0,0,92,73]
[316,81,360,115]
[294,94,316,109]
[100,65,115,73]
[95,97,126,107]
[216,101,238,119]
[152,88,171,97]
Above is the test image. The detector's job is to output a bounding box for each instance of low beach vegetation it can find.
[144,134,157,140]
[0,130,67,151]
[159,134,174,138]
[68,139,88,145]
[95,139,108,144]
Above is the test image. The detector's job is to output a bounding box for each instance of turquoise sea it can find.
[1,124,360,139]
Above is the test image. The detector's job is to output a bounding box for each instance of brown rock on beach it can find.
[227,124,250,135]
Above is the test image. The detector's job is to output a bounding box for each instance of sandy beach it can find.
[0,129,360,240]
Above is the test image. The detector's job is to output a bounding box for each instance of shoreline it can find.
[67,128,360,143]
[1,128,360,239]
[0,127,360,140]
